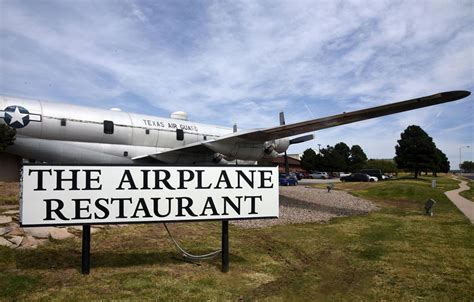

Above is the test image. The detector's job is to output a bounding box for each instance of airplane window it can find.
[60,118,67,126]
[104,120,114,134]
[176,129,184,141]
[123,151,128,157]
[146,129,150,135]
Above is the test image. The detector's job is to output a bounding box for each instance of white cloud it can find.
[1,0,472,165]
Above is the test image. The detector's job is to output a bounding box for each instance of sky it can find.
[1,0,473,168]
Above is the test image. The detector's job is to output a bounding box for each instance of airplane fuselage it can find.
[0,95,272,164]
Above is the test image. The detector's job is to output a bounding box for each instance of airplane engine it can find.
[273,138,290,153]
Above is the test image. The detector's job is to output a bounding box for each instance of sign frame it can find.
[20,163,279,227]
[20,163,280,275]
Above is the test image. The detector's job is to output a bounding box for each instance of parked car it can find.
[359,169,384,180]
[279,173,298,186]
[340,173,370,182]
[309,172,329,179]
[368,175,378,182]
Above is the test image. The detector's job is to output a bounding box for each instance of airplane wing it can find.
[133,90,470,162]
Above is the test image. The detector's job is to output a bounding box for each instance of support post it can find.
[221,220,229,273]
[82,225,91,275]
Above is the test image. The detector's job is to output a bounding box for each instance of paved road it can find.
[299,178,341,185]
[459,173,474,180]
[445,178,474,224]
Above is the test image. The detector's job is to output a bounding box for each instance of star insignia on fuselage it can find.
[0,105,42,129]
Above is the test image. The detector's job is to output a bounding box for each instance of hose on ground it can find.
[163,223,221,260]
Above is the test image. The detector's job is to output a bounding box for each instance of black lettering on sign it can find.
[245,195,262,214]
[214,170,233,189]
[55,169,80,191]
[131,198,153,218]
[94,198,110,219]
[116,170,138,190]
[200,197,219,216]
[236,170,255,188]
[83,169,102,190]
[153,170,175,190]
[223,196,241,215]
[195,170,212,189]
[152,197,172,217]
[258,170,273,188]
[29,169,52,191]
[44,199,69,221]
[176,197,197,217]
[178,169,194,189]
[111,197,133,219]
[72,198,92,220]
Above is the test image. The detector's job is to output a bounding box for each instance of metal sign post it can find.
[222,220,229,273]
[82,225,91,275]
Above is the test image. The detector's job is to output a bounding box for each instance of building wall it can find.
[0,153,21,182]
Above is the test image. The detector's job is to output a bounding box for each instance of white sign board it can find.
[20,165,279,226]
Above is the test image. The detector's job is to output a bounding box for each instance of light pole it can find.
[459,145,470,171]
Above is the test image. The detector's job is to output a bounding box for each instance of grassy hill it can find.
[1,175,473,300]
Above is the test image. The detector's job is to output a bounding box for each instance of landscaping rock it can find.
[2,210,19,215]
[20,235,38,249]
[50,228,74,240]
[8,236,23,247]
[0,227,12,236]
[7,226,24,236]
[23,227,56,239]
[0,237,14,248]
[0,215,12,225]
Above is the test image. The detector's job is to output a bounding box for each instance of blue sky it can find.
[1,0,473,167]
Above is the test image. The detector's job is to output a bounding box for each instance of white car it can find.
[310,172,329,179]
[368,176,379,182]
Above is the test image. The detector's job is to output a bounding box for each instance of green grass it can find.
[460,180,474,202]
[1,175,473,300]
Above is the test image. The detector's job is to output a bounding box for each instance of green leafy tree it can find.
[365,159,398,174]
[334,142,351,171]
[394,125,436,178]
[460,161,474,172]
[349,145,367,172]
[300,148,317,172]
[433,148,450,176]
[314,145,347,172]
[0,124,16,151]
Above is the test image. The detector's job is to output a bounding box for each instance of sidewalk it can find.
[444,178,474,224]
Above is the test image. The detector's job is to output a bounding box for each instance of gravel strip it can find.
[232,186,378,229]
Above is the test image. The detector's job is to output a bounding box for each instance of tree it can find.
[0,124,16,151]
[349,145,367,172]
[460,161,474,172]
[394,125,436,178]
[309,142,368,172]
[300,148,318,172]
[433,148,450,176]
[334,142,351,171]
[365,159,398,174]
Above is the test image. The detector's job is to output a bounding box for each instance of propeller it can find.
[289,134,314,145]
[279,112,290,176]
[279,112,315,175]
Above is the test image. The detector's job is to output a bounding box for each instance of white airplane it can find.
[0,91,470,167]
